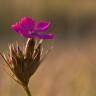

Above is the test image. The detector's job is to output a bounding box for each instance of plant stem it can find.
[24,86,32,96]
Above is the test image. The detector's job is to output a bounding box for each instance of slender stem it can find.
[24,86,32,96]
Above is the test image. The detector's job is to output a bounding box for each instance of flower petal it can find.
[11,17,54,40]
[36,21,50,32]
[22,33,32,38]
[21,32,37,38]
[21,32,54,39]
[20,17,35,32]
[11,23,22,35]
[36,33,54,39]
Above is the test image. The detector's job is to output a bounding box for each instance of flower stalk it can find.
[0,38,42,96]
[0,38,51,96]
[23,86,32,96]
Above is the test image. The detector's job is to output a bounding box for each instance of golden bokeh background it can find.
[0,0,96,96]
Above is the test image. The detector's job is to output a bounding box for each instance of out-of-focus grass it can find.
[0,38,96,96]
[0,0,96,96]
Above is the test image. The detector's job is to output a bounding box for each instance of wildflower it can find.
[11,17,54,39]
[0,17,54,96]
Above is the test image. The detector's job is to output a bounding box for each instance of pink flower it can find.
[11,17,54,39]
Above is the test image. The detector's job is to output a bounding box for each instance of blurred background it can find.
[0,0,96,96]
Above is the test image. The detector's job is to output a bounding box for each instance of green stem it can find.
[24,86,32,96]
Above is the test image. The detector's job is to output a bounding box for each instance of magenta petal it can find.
[11,23,22,35]
[23,33,54,39]
[36,33,54,39]
[11,17,54,39]
[20,32,37,38]
[36,21,50,32]
[20,17,35,31]
[21,33,33,38]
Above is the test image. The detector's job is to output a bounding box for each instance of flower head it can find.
[11,17,54,39]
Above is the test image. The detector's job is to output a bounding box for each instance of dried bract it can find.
[2,39,43,86]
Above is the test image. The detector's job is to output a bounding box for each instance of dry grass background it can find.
[0,0,96,96]
[0,38,96,96]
